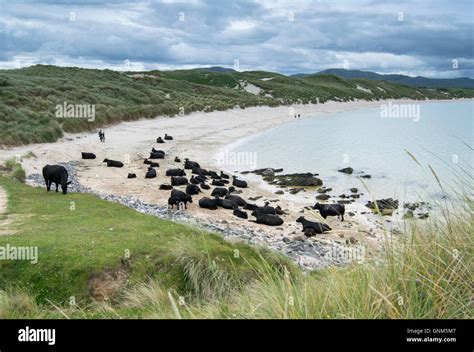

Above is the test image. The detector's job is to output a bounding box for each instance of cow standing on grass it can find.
[42,165,71,194]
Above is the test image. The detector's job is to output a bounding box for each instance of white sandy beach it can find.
[1,99,448,257]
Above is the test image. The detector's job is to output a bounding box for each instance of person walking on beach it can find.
[98,130,105,142]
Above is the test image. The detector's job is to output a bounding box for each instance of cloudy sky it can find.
[1,0,473,77]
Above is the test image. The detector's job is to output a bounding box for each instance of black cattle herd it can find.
[41,133,346,237]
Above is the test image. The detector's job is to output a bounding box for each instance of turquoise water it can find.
[229,100,473,203]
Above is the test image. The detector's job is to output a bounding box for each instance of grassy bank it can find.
[1,65,473,146]
[0,176,472,319]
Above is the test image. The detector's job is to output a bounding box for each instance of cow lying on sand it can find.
[296,216,331,235]
[81,152,96,159]
[251,209,284,226]
[103,159,124,168]
[42,165,71,194]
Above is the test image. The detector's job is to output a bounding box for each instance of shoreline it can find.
[0,98,468,269]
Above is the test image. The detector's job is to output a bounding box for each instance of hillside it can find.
[297,69,474,89]
[1,65,473,146]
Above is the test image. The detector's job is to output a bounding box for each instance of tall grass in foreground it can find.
[0,193,471,319]
[118,206,472,319]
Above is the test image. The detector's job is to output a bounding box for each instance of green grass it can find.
[1,65,473,146]
[0,175,471,319]
[3,158,26,183]
[0,176,292,311]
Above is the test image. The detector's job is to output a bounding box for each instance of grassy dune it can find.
[1,65,473,146]
[0,176,471,319]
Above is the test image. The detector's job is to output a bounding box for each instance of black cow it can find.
[81,152,96,159]
[186,184,201,195]
[208,171,220,179]
[200,184,211,190]
[190,175,207,184]
[156,137,165,143]
[159,184,173,190]
[225,194,246,207]
[220,171,230,179]
[184,158,200,169]
[171,176,188,186]
[149,151,165,159]
[296,216,332,234]
[149,162,159,168]
[215,196,238,210]
[145,168,157,179]
[232,176,248,188]
[144,159,152,165]
[127,173,137,179]
[211,187,228,197]
[251,210,284,226]
[312,203,345,221]
[103,159,124,167]
[166,169,186,177]
[192,167,209,176]
[243,203,259,211]
[42,165,71,194]
[174,156,181,163]
[211,179,226,187]
[168,189,192,209]
[164,134,173,140]
[260,201,277,215]
[199,197,218,210]
[233,209,248,219]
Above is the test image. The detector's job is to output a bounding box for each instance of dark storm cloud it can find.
[0,0,472,77]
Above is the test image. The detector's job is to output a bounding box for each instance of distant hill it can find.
[292,69,474,89]
[193,66,237,73]
[1,64,473,146]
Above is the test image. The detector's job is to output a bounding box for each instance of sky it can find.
[0,0,473,78]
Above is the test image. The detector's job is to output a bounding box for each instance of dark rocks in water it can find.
[338,167,353,174]
[317,187,332,194]
[350,188,358,193]
[316,194,330,201]
[404,202,428,211]
[337,200,353,204]
[366,198,399,210]
[339,194,348,199]
[274,173,322,187]
[261,168,275,177]
[349,194,360,199]
[348,212,356,217]
[360,174,371,179]
[275,190,284,195]
[418,213,429,219]
[249,167,284,175]
[289,188,305,194]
